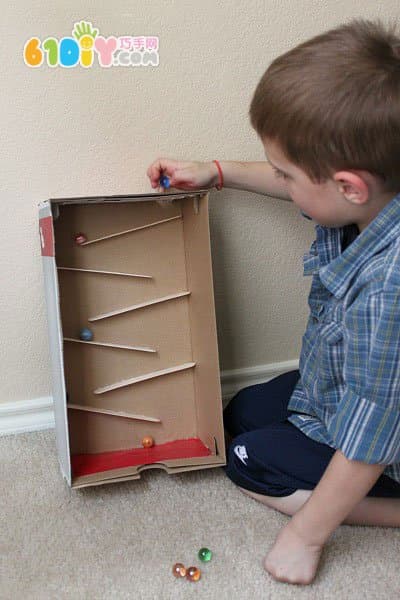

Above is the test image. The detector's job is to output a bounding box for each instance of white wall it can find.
[1,0,398,407]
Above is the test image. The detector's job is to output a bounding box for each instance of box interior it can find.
[52,194,225,487]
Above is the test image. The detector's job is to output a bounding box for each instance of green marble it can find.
[198,547,212,562]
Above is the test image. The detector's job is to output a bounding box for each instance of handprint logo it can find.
[73,20,98,48]
[72,20,98,66]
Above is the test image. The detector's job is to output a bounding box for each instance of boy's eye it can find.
[273,167,289,180]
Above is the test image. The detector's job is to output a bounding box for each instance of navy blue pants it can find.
[223,370,400,498]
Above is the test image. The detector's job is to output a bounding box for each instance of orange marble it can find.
[172,563,186,578]
[186,566,201,582]
[141,436,154,448]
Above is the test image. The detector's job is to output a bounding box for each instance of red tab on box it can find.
[39,216,54,257]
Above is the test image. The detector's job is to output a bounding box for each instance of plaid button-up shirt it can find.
[288,192,400,484]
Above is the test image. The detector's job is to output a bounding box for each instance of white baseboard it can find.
[220,359,299,405]
[0,396,55,436]
[0,359,299,436]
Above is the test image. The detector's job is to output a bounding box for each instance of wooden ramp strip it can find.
[67,403,161,423]
[58,267,152,279]
[94,361,196,395]
[63,338,156,353]
[89,291,191,322]
[80,215,182,246]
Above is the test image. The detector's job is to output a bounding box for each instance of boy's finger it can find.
[148,162,162,184]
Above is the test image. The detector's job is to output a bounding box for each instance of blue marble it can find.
[79,327,93,342]
[159,175,171,189]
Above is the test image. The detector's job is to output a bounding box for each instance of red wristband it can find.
[212,160,224,190]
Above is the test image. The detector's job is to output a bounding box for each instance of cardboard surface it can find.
[40,191,226,488]
[71,438,211,477]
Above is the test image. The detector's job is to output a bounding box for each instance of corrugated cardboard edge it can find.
[39,201,71,486]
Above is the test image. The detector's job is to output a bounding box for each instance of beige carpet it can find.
[1,430,399,599]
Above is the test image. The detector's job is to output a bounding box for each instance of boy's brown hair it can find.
[249,19,400,191]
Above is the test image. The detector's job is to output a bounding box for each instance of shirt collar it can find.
[318,191,400,299]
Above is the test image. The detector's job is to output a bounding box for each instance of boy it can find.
[147,19,400,585]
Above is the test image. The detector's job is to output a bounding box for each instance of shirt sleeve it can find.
[326,287,400,464]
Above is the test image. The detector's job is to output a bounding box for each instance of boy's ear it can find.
[333,171,369,205]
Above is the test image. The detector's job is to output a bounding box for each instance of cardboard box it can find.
[39,191,226,488]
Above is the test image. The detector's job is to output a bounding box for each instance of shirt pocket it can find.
[300,303,321,372]
[317,320,344,392]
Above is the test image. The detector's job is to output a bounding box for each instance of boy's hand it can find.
[146,158,218,191]
[264,521,323,585]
